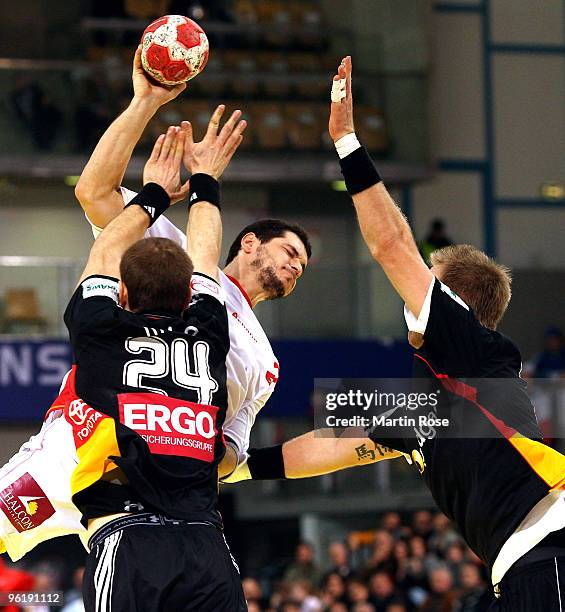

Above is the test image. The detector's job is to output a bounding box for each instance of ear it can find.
[118,281,129,310]
[240,232,259,255]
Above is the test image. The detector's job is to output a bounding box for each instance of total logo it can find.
[0,473,55,533]
[118,393,218,462]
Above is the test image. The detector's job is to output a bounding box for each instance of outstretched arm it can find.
[183,105,247,280]
[329,57,433,319]
[75,46,187,228]
[222,430,402,483]
[283,430,401,478]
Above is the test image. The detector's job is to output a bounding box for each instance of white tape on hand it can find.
[331,78,347,103]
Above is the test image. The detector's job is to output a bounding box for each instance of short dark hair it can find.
[431,244,511,330]
[225,219,312,266]
[120,237,193,314]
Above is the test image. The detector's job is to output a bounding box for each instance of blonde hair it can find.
[430,245,511,330]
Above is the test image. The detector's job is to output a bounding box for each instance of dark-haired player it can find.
[66,102,247,610]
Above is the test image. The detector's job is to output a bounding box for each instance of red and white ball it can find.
[140,15,209,86]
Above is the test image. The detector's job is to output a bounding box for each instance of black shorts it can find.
[83,514,247,612]
[489,556,565,611]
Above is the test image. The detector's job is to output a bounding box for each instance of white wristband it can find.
[334,132,361,159]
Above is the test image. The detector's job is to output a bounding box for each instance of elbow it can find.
[74,181,86,205]
[74,178,113,210]
[74,179,95,209]
[369,228,404,263]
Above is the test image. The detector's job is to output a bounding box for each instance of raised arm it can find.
[75,47,187,228]
[329,57,433,318]
[182,105,247,280]
[77,130,186,284]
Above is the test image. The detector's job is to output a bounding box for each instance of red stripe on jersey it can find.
[414,353,449,378]
[226,275,253,309]
[415,353,565,488]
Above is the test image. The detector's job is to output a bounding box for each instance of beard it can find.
[251,248,286,300]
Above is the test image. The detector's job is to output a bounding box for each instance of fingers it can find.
[170,82,187,98]
[149,133,165,162]
[169,178,191,205]
[333,56,352,103]
[159,125,177,160]
[224,119,247,158]
[344,56,352,98]
[217,109,243,146]
[133,45,142,73]
[180,120,194,147]
[225,136,244,162]
[172,129,185,166]
[178,179,190,198]
[205,104,226,140]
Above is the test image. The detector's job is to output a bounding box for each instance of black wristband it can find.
[339,146,382,196]
[247,444,286,480]
[125,182,170,226]
[189,173,221,209]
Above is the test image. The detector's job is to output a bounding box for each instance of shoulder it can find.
[65,274,121,318]
[479,329,522,376]
[406,278,474,337]
[189,272,226,307]
[64,275,130,340]
[184,273,228,334]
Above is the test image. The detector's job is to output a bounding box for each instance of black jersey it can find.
[64,273,229,527]
[368,279,565,570]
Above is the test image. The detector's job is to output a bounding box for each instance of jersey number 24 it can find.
[123,337,218,404]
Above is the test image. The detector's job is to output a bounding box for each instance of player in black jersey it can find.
[227,58,565,611]
[65,105,247,611]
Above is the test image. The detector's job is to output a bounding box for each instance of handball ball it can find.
[140,15,209,86]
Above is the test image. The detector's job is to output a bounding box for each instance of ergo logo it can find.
[123,403,215,439]
[118,393,218,461]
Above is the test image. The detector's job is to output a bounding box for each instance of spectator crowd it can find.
[243,510,493,612]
